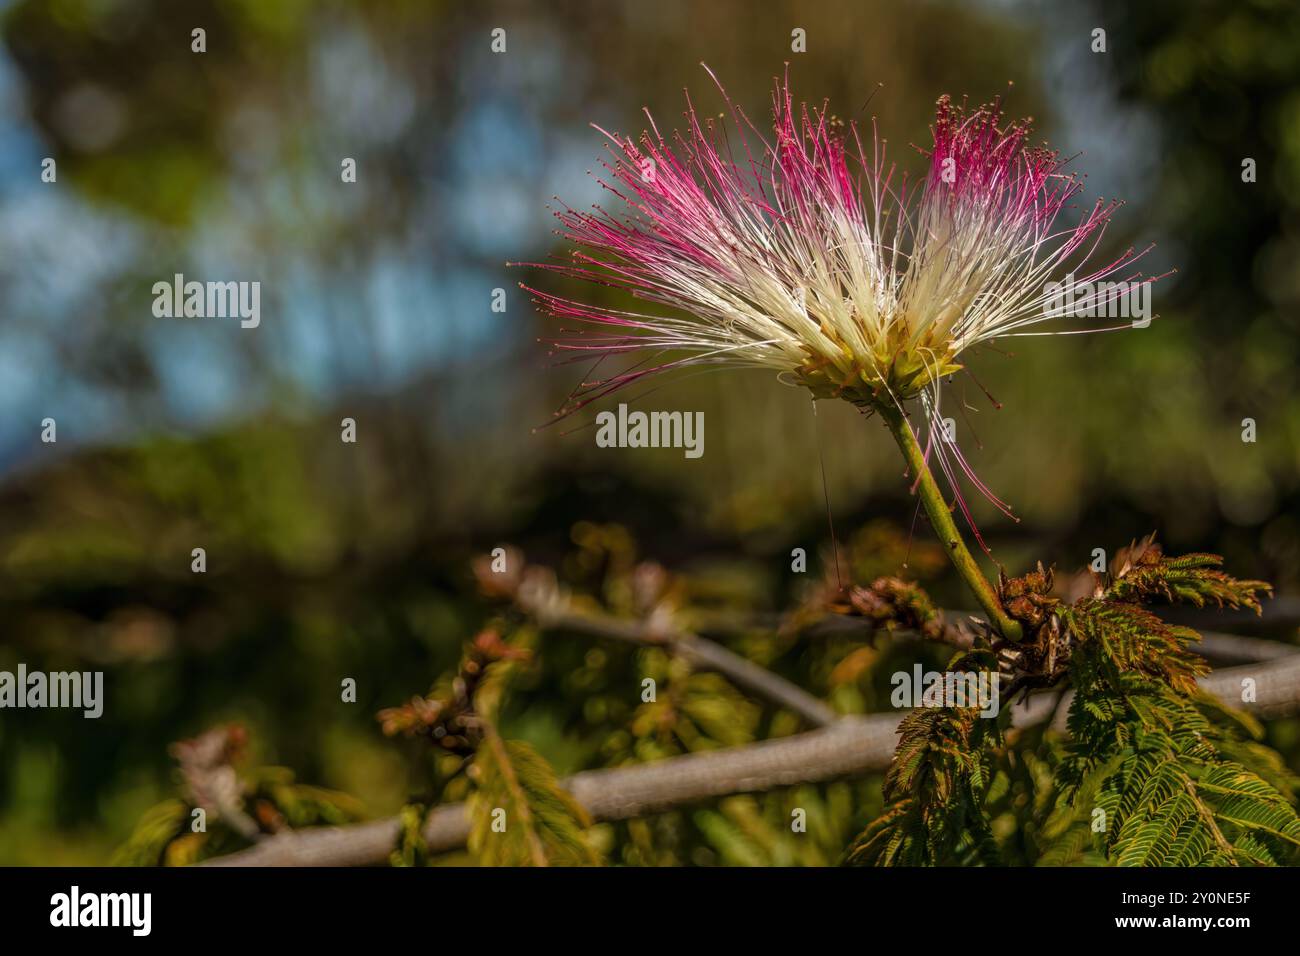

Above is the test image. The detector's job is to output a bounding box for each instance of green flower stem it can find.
[875,400,1023,643]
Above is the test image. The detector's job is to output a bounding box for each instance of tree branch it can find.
[477,551,838,728]
[538,608,839,728]
[201,651,1300,866]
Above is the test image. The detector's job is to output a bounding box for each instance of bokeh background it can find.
[1,0,1297,863]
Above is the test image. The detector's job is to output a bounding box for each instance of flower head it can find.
[519,67,1157,418]
[514,68,1166,539]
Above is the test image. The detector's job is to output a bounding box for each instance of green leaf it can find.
[466,734,601,866]
[111,799,190,867]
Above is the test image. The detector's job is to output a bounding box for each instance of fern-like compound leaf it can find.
[466,733,601,866]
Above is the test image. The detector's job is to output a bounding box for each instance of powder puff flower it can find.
[515,67,1164,532]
